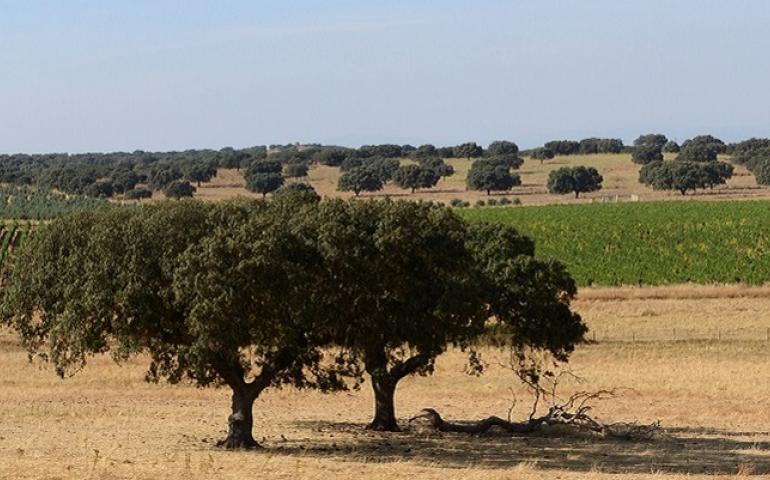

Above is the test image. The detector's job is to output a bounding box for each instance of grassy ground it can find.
[2,287,770,479]
[190,153,768,206]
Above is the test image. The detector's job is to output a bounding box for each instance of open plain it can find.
[3,286,770,480]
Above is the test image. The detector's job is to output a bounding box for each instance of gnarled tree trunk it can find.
[218,386,260,449]
[368,371,399,431]
[364,348,430,432]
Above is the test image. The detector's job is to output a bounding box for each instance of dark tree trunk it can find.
[575,191,580,198]
[486,189,490,195]
[368,372,399,431]
[364,348,429,432]
[217,387,260,449]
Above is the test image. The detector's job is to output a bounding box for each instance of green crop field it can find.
[459,200,770,286]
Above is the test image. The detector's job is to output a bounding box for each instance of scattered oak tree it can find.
[272,183,321,203]
[631,145,664,165]
[638,160,733,195]
[183,161,217,187]
[530,147,555,164]
[0,201,353,449]
[466,159,521,195]
[633,133,668,149]
[417,157,454,178]
[163,180,196,199]
[244,160,284,197]
[392,164,440,193]
[284,162,309,178]
[307,200,487,431]
[413,144,438,160]
[663,140,680,153]
[337,167,383,196]
[454,142,484,160]
[547,166,603,198]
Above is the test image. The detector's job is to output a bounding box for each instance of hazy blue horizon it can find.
[2,0,769,154]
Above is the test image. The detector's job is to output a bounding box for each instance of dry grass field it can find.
[188,153,770,206]
[3,287,770,479]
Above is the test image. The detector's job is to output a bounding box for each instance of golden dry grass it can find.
[183,153,770,206]
[3,287,770,479]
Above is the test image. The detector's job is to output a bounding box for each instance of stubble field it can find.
[3,287,770,479]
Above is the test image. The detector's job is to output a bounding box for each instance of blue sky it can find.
[1,0,769,153]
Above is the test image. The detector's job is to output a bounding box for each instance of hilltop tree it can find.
[544,140,580,156]
[530,147,555,164]
[486,141,519,157]
[413,144,438,160]
[677,143,719,162]
[631,145,664,165]
[663,141,680,153]
[337,167,383,196]
[392,164,440,193]
[547,166,603,198]
[633,133,668,149]
[217,148,252,171]
[466,159,521,195]
[314,147,354,167]
[0,202,352,449]
[678,135,726,162]
[454,142,484,160]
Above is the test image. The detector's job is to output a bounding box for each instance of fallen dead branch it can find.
[410,352,663,441]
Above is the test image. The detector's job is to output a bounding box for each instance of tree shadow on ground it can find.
[263,420,770,475]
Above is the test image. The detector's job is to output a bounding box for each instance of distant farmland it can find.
[460,200,770,286]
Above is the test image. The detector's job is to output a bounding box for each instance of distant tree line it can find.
[7,133,770,203]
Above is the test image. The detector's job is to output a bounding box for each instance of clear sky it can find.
[1,0,769,153]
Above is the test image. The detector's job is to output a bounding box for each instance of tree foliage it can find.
[530,147,555,164]
[547,166,603,198]
[466,159,521,195]
[454,142,484,159]
[639,160,733,195]
[392,165,440,193]
[164,180,196,199]
[633,133,668,149]
[337,167,383,196]
[631,145,664,165]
